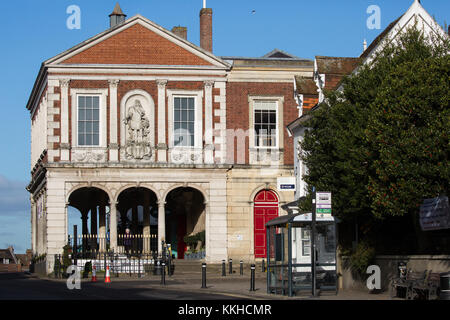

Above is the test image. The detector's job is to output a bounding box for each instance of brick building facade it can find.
[26,4,313,272]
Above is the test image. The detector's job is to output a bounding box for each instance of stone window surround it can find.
[70,88,108,149]
[248,95,284,165]
[167,89,204,150]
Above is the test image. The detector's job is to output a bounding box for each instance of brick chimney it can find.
[200,8,213,52]
[172,26,188,40]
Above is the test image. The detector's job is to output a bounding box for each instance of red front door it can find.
[254,190,279,258]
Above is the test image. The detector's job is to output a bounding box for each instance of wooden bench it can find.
[390,269,428,299]
[410,271,440,300]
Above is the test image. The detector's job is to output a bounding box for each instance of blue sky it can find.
[0,0,448,253]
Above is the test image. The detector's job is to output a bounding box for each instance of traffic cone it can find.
[91,266,97,282]
[105,266,111,283]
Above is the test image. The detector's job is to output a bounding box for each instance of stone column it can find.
[99,205,106,252]
[91,206,98,251]
[81,210,89,252]
[109,201,118,252]
[31,198,37,254]
[60,79,70,161]
[143,196,151,254]
[204,201,211,262]
[156,80,168,163]
[204,81,214,164]
[108,79,120,162]
[158,201,166,254]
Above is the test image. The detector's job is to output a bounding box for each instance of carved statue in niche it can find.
[124,99,152,160]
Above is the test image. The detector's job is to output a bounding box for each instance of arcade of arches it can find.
[68,186,206,258]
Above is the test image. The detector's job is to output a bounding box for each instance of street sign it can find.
[419,196,450,231]
[277,177,296,192]
[316,192,332,205]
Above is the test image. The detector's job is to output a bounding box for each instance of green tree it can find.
[299,25,449,252]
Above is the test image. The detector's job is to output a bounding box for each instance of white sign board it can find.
[419,196,450,231]
[277,177,296,192]
[316,192,332,215]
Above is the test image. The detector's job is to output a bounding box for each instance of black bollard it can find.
[262,259,266,273]
[201,263,207,289]
[161,262,166,285]
[250,264,256,291]
[240,260,244,276]
[229,259,233,274]
[222,260,226,277]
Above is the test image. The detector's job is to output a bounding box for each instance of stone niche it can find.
[120,90,156,163]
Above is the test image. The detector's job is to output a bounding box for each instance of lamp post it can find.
[311,187,317,297]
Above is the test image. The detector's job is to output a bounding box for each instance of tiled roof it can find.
[360,15,403,59]
[316,56,361,75]
[295,76,318,95]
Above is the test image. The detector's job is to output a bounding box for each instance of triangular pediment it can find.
[47,15,230,69]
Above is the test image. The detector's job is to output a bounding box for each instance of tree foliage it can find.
[299,26,449,227]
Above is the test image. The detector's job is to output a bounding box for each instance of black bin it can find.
[440,272,450,300]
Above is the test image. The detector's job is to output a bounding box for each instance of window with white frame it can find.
[173,97,196,147]
[77,95,100,146]
[254,101,278,148]
[301,228,311,256]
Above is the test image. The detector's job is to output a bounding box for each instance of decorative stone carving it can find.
[59,79,70,88]
[72,150,107,163]
[123,99,152,160]
[108,79,120,88]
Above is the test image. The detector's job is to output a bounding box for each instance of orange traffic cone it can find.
[91,266,97,282]
[105,266,111,283]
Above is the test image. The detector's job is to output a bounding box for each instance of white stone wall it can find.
[31,94,48,169]
[226,167,295,262]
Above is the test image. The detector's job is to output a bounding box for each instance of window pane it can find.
[79,109,85,121]
[189,135,195,147]
[93,97,100,109]
[93,134,99,146]
[255,111,262,124]
[270,111,276,123]
[181,110,188,121]
[78,134,85,146]
[93,121,99,134]
[188,123,194,135]
[188,98,195,109]
[174,109,180,121]
[78,96,85,108]
[87,96,93,109]
[86,122,93,133]
[78,122,85,133]
[93,109,99,121]
[86,109,93,121]
[181,98,187,110]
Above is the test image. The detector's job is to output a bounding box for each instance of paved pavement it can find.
[0,271,392,301]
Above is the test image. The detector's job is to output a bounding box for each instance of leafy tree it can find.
[299,25,449,252]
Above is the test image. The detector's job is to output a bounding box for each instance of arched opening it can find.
[165,187,205,259]
[68,187,110,255]
[116,187,158,254]
[254,189,279,258]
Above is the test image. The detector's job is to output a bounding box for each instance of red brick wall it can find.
[227,82,297,165]
[324,74,344,91]
[62,24,213,66]
[0,264,22,273]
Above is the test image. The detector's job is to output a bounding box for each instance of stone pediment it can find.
[45,15,230,69]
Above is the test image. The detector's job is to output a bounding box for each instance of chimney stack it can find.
[109,3,126,29]
[200,7,213,52]
[172,26,188,40]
